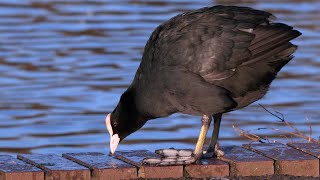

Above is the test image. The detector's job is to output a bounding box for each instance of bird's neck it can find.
[121,88,151,123]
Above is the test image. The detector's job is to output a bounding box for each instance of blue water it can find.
[0,0,319,154]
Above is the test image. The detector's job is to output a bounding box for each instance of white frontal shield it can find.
[105,113,120,154]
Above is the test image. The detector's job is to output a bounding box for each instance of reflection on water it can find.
[0,0,319,154]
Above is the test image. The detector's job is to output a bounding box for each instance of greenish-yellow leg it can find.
[193,114,212,160]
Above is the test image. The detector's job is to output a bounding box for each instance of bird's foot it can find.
[203,144,224,159]
[142,149,199,166]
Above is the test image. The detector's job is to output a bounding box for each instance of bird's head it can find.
[105,90,147,154]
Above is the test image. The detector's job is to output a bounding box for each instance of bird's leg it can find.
[193,114,212,160]
[142,115,212,165]
[203,113,224,158]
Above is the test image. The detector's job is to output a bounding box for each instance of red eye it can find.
[113,121,118,127]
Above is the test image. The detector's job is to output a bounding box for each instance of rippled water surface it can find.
[0,0,319,154]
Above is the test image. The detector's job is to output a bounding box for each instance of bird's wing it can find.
[141,6,300,82]
[135,67,237,115]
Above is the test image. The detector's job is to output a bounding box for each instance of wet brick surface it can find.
[243,143,319,177]
[0,155,44,180]
[63,152,137,180]
[115,150,183,178]
[185,158,229,178]
[18,154,90,180]
[219,146,274,176]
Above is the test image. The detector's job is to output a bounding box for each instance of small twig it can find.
[259,104,284,122]
[233,125,267,143]
[234,107,319,144]
[305,115,312,143]
[271,127,317,143]
[263,136,271,143]
[275,111,285,121]
[279,134,292,143]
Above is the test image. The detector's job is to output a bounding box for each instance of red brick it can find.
[219,146,274,176]
[185,158,229,178]
[0,155,44,180]
[244,143,319,177]
[63,152,137,180]
[18,154,90,180]
[115,150,183,178]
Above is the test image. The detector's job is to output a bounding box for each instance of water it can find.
[0,0,319,154]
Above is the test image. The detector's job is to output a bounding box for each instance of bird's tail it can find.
[216,23,301,101]
[242,23,301,66]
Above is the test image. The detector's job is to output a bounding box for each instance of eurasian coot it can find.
[106,5,301,165]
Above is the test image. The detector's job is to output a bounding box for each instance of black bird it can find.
[106,5,301,165]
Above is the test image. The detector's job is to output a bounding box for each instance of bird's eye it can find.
[113,121,118,127]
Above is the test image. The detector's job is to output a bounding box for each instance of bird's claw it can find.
[142,148,196,165]
[203,143,224,158]
[155,149,193,157]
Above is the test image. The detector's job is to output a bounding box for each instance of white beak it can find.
[105,113,120,154]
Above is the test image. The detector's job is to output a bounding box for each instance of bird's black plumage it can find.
[109,5,301,142]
